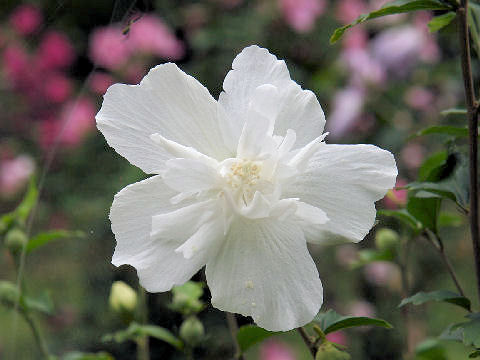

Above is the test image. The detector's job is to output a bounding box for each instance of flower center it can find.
[220,158,270,206]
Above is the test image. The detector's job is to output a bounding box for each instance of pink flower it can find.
[0,155,35,196]
[127,15,185,59]
[383,179,407,209]
[60,98,96,146]
[401,143,425,171]
[89,72,115,94]
[336,244,358,267]
[364,262,401,287]
[9,4,43,36]
[326,86,365,138]
[2,44,29,86]
[36,31,75,70]
[280,0,326,33]
[404,86,434,111]
[336,0,367,24]
[89,26,130,69]
[346,300,376,318]
[260,340,296,360]
[44,73,72,103]
[326,331,348,346]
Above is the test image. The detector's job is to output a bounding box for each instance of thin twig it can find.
[136,288,150,360]
[296,327,316,358]
[226,313,244,360]
[22,311,50,359]
[458,0,480,301]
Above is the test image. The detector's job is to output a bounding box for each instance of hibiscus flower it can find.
[96,45,397,331]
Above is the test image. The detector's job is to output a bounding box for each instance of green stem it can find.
[226,312,244,360]
[136,288,149,360]
[297,327,316,358]
[458,0,480,302]
[22,311,50,359]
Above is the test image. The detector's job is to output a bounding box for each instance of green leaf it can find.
[409,125,468,140]
[406,195,441,233]
[399,290,471,311]
[23,291,55,315]
[63,352,114,360]
[169,281,205,315]
[26,230,85,253]
[315,310,393,335]
[427,12,456,32]
[15,177,38,223]
[406,182,457,202]
[236,325,278,353]
[350,249,395,268]
[440,108,467,116]
[438,212,463,227]
[330,0,452,43]
[415,339,448,360]
[418,151,453,182]
[470,350,480,358]
[450,313,480,348]
[102,322,183,350]
[377,209,422,233]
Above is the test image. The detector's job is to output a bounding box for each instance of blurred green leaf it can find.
[15,177,38,223]
[378,209,422,233]
[440,108,468,116]
[236,325,278,353]
[406,196,441,233]
[315,310,393,334]
[169,281,205,315]
[470,350,480,358]
[330,0,451,43]
[438,212,463,227]
[23,291,54,315]
[418,151,453,182]
[63,352,114,360]
[406,182,457,202]
[415,339,448,360]
[450,313,480,348]
[351,249,395,268]
[399,290,471,311]
[26,230,85,253]
[427,12,456,32]
[409,125,468,140]
[102,322,183,350]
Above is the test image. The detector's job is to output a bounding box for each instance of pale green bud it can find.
[5,228,28,254]
[179,316,204,346]
[316,342,351,360]
[109,281,137,313]
[0,281,20,307]
[375,228,399,251]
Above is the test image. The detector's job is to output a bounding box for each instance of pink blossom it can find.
[342,27,368,50]
[2,44,29,86]
[60,98,96,146]
[346,300,376,318]
[405,86,434,111]
[280,0,326,33]
[44,73,72,103]
[364,262,400,287]
[36,31,75,70]
[260,340,296,360]
[9,4,43,36]
[383,178,407,209]
[326,331,348,346]
[327,86,365,139]
[0,155,35,196]
[342,48,385,86]
[336,244,358,267]
[127,15,185,59]
[336,0,367,24]
[401,143,425,170]
[89,72,115,94]
[89,26,130,69]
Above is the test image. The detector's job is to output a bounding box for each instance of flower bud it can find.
[109,281,137,314]
[0,281,20,307]
[316,342,351,360]
[375,228,399,251]
[179,316,204,346]
[4,228,28,254]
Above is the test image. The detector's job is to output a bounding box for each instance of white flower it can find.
[96,45,397,331]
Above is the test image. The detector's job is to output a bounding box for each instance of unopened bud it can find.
[179,316,204,346]
[5,228,28,254]
[0,281,20,307]
[375,228,399,251]
[109,281,137,313]
[316,342,351,360]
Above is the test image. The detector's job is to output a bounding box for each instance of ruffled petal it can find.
[110,176,221,292]
[218,45,325,152]
[284,144,397,243]
[205,217,323,331]
[96,63,230,174]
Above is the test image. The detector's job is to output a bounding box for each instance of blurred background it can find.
[0,0,476,359]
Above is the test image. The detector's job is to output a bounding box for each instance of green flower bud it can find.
[109,281,137,314]
[4,228,28,254]
[375,228,399,251]
[0,281,20,307]
[316,342,351,360]
[179,316,204,346]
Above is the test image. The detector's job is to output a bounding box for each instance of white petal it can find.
[218,46,326,151]
[110,176,215,292]
[284,144,397,243]
[236,110,272,159]
[206,218,323,331]
[162,158,220,193]
[295,202,329,225]
[175,219,225,260]
[96,63,230,174]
